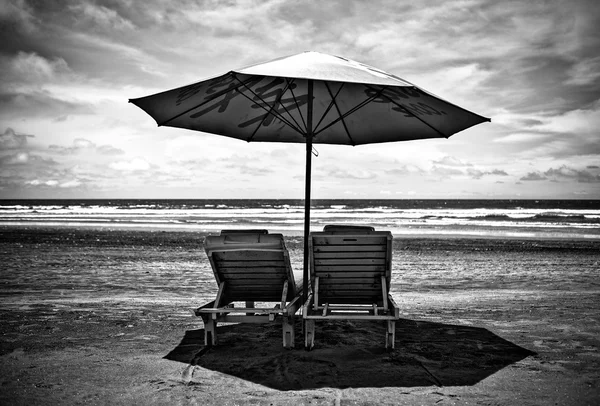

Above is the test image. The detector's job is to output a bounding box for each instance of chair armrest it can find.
[195,300,216,315]
[387,294,400,319]
[285,292,303,316]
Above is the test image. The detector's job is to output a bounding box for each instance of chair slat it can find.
[215,260,286,268]
[314,271,384,278]
[217,266,288,274]
[314,251,386,259]
[213,251,283,261]
[314,245,386,252]
[314,258,386,266]
[313,265,386,272]
[216,273,285,279]
[223,280,285,286]
[312,235,387,245]
[315,277,384,284]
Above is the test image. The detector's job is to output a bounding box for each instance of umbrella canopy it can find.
[130,51,490,301]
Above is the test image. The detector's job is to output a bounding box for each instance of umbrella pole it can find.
[303,80,314,307]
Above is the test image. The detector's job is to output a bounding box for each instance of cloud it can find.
[320,166,377,180]
[0,129,130,194]
[168,159,210,171]
[0,91,93,119]
[0,153,62,193]
[109,158,152,171]
[1,152,30,165]
[225,163,275,176]
[544,165,600,183]
[58,179,83,188]
[565,55,600,86]
[0,127,33,149]
[0,152,56,167]
[532,103,600,134]
[520,172,547,181]
[211,153,277,177]
[0,52,96,119]
[493,132,553,144]
[431,166,464,178]
[467,168,509,179]
[0,51,74,98]
[49,138,125,155]
[5,51,71,83]
[492,101,600,159]
[0,0,37,34]
[68,3,135,32]
[385,165,424,176]
[23,178,84,189]
[518,166,600,184]
[27,179,59,187]
[432,156,472,167]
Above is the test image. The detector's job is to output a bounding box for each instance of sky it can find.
[1,0,599,200]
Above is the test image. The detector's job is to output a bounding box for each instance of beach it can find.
[1,226,599,405]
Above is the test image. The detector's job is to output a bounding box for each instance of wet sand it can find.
[1,227,599,405]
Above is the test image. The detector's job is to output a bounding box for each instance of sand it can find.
[0,227,599,405]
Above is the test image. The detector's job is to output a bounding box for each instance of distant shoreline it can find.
[2,223,599,241]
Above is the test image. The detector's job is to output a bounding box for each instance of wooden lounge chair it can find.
[195,230,302,348]
[303,225,400,350]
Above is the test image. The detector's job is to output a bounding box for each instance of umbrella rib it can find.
[232,75,305,136]
[364,84,449,138]
[312,82,343,135]
[246,77,294,142]
[286,79,307,133]
[159,73,260,126]
[322,82,354,145]
[313,86,387,139]
[269,78,308,135]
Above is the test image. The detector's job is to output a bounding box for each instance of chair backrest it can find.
[219,229,269,235]
[322,225,375,233]
[310,228,392,305]
[204,232,297,303]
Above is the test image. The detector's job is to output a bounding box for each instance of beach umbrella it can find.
[129,51,490,303]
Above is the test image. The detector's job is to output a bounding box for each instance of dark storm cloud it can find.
[0,91,93,119]
[520,166,600,183]
[0,51,96,120]
[0,127,33,149]
[544,165,600,183]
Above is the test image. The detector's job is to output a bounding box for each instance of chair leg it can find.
[386,320,396,350]
[282,316,295,349]
[204,318,217,346]
[245,301,255,316]
[304,320,315,351]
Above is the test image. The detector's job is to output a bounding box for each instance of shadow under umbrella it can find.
[165,318,535,390]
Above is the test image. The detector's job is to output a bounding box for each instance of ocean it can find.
[1,199,599,239]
